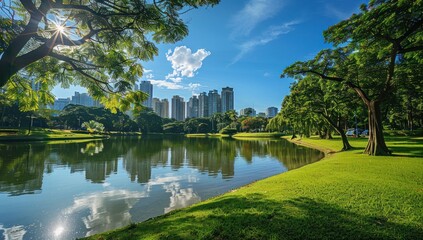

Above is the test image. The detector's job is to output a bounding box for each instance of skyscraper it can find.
[161,99,169,118]
[53,98,70,111]
[198,92,208,117]
[221,87,234,113]
[71,91,96,107]
[139,81,153,108]
[187,96,199,118]
[171,95,185,121]
[266,107,278,118]
[240,107,256,117]
[152,98,161,115]
[152,98,170,118]
[208,90,220,115]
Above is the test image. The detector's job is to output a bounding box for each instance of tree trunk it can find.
[320,114,352,151]
[339,131,352,151]
[364,101,391,155]
[325,128,332,139]
[407,95,413,132]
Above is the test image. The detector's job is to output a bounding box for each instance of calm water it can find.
[0,136,323,240]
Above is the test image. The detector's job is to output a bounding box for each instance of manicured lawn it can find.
[233,132,284,138]
[0,129,106,141]
[185,133,229,138]
[83,135,423,240]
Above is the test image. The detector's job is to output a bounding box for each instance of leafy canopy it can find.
[0,0,219,112]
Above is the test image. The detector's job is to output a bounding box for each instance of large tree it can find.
[0,0,219,111]
[289,76,362,150]
[283,0,423,155]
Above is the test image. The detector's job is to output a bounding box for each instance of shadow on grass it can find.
[387,136,423,157]
[95,194,422,240]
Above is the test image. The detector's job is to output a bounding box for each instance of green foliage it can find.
[136,109,163,133]
[184,118,211,134]
[282,0,423,155]
[219,127,237,135]
[56,104,138,132]
[81,120,105,133]
[163,121,184,134]
[241,117,268,132]
[0,0,219,112]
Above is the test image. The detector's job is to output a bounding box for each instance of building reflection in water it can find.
[0,137,323,196]
[0,137,324,239]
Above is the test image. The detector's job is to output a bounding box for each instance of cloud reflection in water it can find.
[0,225,26,240]
[65,190,146,237]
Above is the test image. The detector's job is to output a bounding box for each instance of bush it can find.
[219,128,237,135]
[70,130,90,134]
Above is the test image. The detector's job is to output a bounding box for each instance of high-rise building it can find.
[266,107,278,118]
[221,87,234,113]
[71,92,90,106]
[53,98,70,111]
[152,98,161,115]
[208,90,221,116]
[139,81,153,108]
[161,99,169,118]
[240,107,256,117]
[152,98,170,118]
[198,92,208,117]
[70,92,101,107]
[171,95,185,121]
[187,96,199,118]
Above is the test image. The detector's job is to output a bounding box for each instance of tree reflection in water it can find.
[0,137,323,196]
[0,137,324,239]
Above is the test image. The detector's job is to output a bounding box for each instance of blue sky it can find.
[53,0,366,114]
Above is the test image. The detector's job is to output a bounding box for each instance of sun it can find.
[55,24,65,34]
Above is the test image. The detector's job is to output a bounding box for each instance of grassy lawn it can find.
[0,128,107,141]
[185,133,230,138]
[232,132,284,138]
[84,135,423,240]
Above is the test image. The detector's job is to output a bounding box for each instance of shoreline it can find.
[83,135,423,240]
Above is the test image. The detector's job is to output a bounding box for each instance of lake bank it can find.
[0,129,144,142]
[84,136,423,240]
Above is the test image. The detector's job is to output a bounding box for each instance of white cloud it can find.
[166,46,211,78]
[145,73,154,79]
[167,77,183,83]
[325,4,359,20]
[232,21,299,64]
[188,83,201,91]
[143,46,210,90]
[149,79,184,90]
[230,0,285,37]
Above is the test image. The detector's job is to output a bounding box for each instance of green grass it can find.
[84,135,423,240]
[233,132,284,138]
[185,133,230,138]
[0,128,107,141]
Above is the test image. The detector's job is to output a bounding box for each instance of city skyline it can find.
[52,0,366,113]
[52,84,277,115]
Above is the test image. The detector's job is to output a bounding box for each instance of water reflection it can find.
[65,190,147,237]
[0,137,323,196]
[0,137,323,239]
[0,225,26,240]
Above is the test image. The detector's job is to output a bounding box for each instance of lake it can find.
[0,136,323,240]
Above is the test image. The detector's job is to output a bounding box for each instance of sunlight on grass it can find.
[84,136,423,240]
